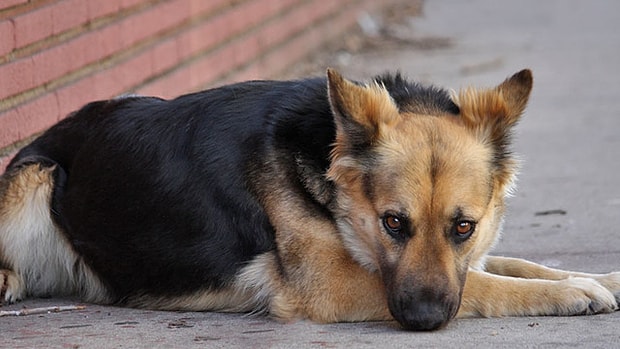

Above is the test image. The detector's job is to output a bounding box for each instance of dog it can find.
[0,69,618,331]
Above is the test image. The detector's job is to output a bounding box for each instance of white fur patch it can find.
[234,252,279,314]
[336,219,380,272]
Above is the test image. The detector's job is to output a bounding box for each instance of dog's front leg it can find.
[483,256,620,303]
[265,235,393,324]
[457,269,618,318]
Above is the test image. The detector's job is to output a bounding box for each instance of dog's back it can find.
[0,78,337,302]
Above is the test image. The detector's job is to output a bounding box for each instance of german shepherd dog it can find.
[0,69,618,331]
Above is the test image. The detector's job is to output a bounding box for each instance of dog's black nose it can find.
[388,288,458,331]
[391,300,451,331]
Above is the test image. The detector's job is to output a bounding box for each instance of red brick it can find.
[217,0,342,81]
[1,0,392,154]
[188,0,231,16]
[139,19,280,98]
[176,0,297,61]
[121,1,185,47]
[225,64,263,84]
[0,92,59,149]
[189,46,237,86]
[31,46,74,87]
[136,0,340,97]
[0,57,35,99]
[133,0,288,85]
[55,78,93,118]
[55,75,114,119]
[93,24,126,58]
[253,1,359,78]
[55,65,149,119]
[13,5,54,48]
[256,1,338,51]
[225,0,287,35]
[150,38,179,75]
[156,0,191,30]
[115,50,154,90]
[30,29,108,87]
[52,0,89,34]
[15,92,60,137]
[137,67,193,98]
[86,0,122,20]
[32,45,155,117]
[0,0,27,10]
[138,45,224,98]
[8,0,194,97]
[55,57,148,117]
[175,17,222,59]
[0,151,17,171]
[120,0,147,10]
[0,20,15,56]
[0,109,20,149]
[232,36,261,67]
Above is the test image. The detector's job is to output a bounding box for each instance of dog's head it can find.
[326,69,533,330]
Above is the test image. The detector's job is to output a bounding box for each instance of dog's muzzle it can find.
[388,286,460,331]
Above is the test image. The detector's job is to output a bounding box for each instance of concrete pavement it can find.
[1,0,619,347]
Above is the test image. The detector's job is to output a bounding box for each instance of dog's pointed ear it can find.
[326,68,399,162]
[494,69,533,125]
[455,69,533,183]
[457,69,532,130]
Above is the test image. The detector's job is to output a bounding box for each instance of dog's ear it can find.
[455,69,533,182]
[494,69,533,125]
[326,68,399,162]
[457,69,532,130]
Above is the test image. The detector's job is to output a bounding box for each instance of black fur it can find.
[8,74,458,302]
[374,73,460,115]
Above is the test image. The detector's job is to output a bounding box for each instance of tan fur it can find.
[459,271,617,317]
[249,158,392,323]
[457,255,620,317]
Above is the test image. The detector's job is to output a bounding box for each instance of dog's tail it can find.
[0,103,117,304]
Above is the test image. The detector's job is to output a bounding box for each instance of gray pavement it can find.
[2,0,620,347]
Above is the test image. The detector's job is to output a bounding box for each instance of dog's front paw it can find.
[554,277,617,315]
[592,272,620,305]
[0,269,25,305]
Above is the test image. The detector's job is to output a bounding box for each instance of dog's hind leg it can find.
[0,268,25,303]
[0,160,110,305]
[483,255,620,304]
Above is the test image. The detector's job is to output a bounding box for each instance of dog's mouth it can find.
[387,286,461,331]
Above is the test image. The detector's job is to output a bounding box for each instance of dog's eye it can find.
[453,220,475,240]
[382,214,407,240]
[385,215,401,231]
[456,221,473,234]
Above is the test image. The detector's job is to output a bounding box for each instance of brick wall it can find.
[0,0,398,169]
